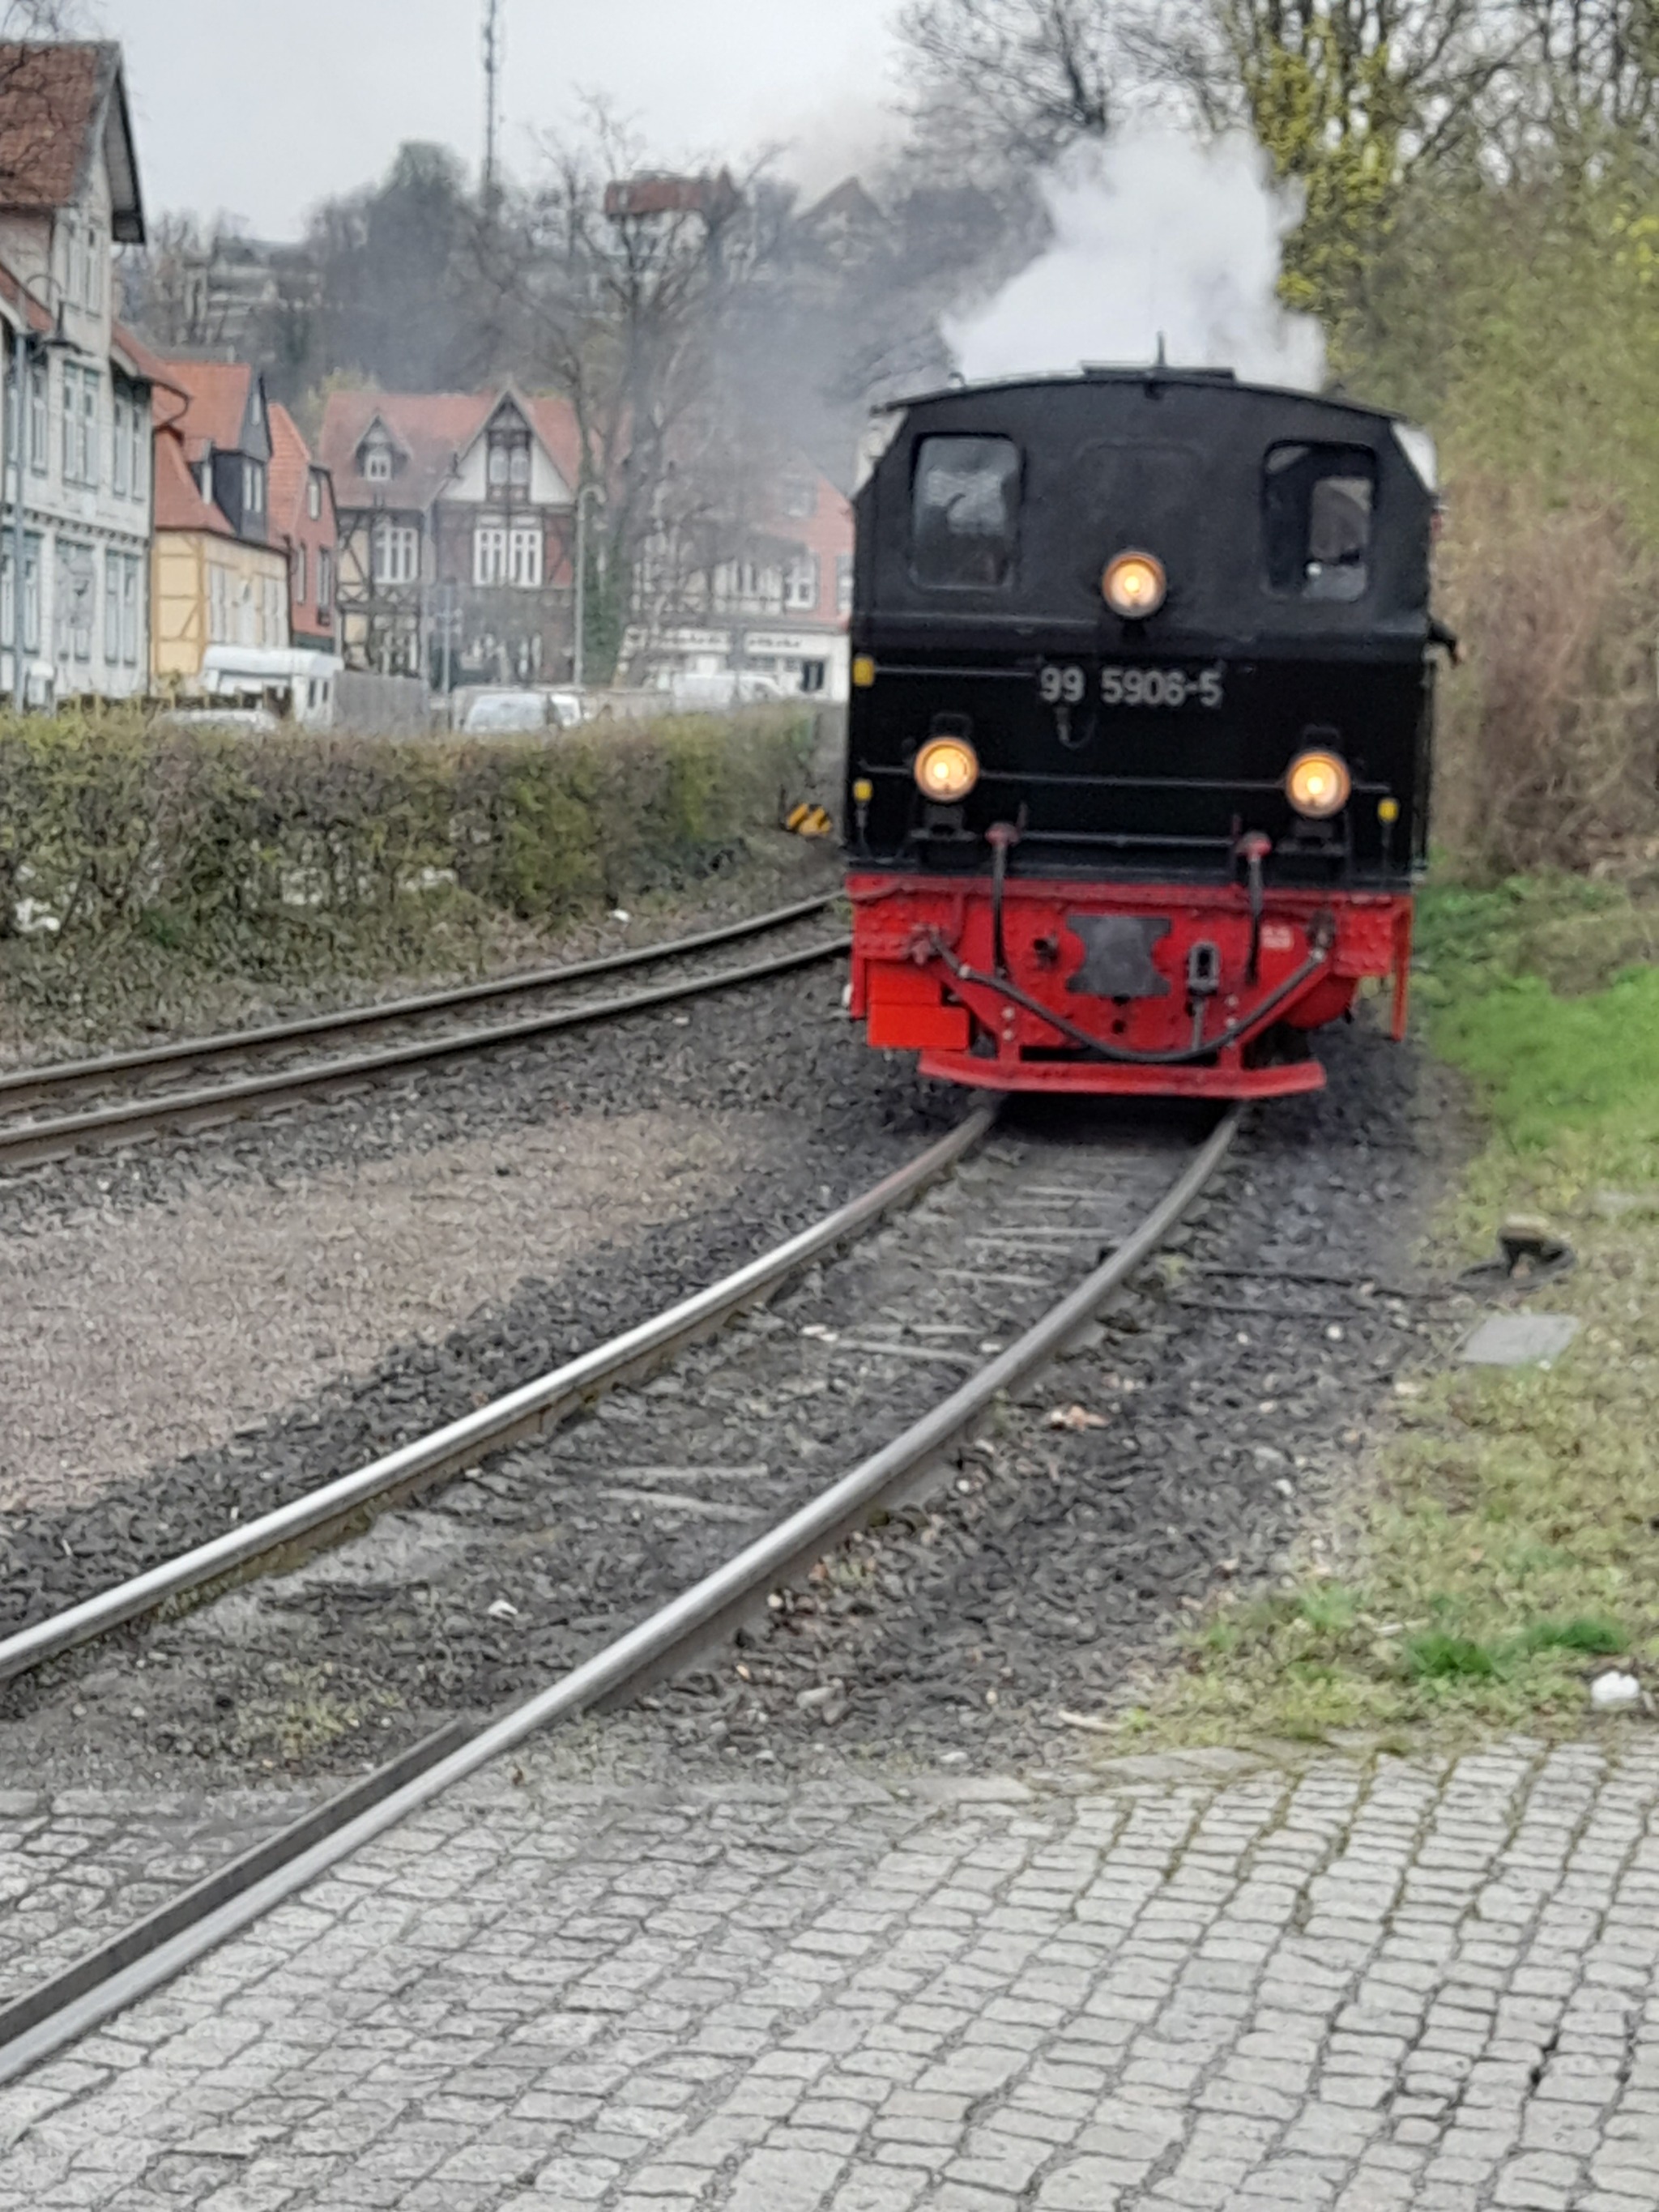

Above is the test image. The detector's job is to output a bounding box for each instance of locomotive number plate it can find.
[1039,662,1225,710]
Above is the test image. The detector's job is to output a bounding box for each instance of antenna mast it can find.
[482,0,502,207]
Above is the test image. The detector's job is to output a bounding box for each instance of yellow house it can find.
[149,386,288,688]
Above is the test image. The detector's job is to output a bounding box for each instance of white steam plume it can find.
[945,127,1324,391]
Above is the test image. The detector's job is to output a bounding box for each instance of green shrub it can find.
[0,706,814,952]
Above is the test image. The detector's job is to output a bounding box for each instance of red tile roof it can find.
[267,401,311,540]
[152,423,235,539]
[0,43,142,236]
[152,357,255,462]
[318,386,583,509]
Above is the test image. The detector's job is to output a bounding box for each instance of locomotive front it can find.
[843,368,1439,1097]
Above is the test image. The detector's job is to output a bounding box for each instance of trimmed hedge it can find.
[0,709,816,946]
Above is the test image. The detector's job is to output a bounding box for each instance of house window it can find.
[132,415,147,505]
[783,554,819,612]
[307,474,321,519]
[243,459,264,515]
[1,531,42,654]
[474,524,507,586]
[490,435,533,486]
[372,520,419,585]
[208,562,230,645]
[80,370,97,487]
[112,393,129,496]
[318,548,332,619]
[292,542,306,604]
[28,358,46,473]
[56,541,94,662]
[60,364,76,480]
[104,551,120,661]
[262,573,284,646]
[121,554,139,663]
[237,576,258,647]
[508,524,542,588]
[781,478,816,518]
[85,219,104,311]
[836,552,853,616]
[363,443,392,483]
[60,369,96,485]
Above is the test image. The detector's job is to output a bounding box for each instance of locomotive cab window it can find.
[911,435,1020,588]
[1264,442,1376,602]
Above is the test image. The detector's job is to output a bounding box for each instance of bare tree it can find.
[486,109,762,680]
[1504,0,1659,147]
[897,0,1120,170]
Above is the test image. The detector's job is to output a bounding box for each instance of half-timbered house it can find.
[318,386,580,685]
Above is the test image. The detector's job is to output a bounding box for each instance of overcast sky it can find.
[90,0,906,238]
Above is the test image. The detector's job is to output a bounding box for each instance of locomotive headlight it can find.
[1102,549,1166,619]
[913,735,979,802]
[1286,749,1353,818]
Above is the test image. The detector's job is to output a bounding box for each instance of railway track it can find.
[0,891,846,1168]
[0,1102,1238,2085]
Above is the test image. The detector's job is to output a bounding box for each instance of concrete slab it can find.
[1460,1311,1582,1366]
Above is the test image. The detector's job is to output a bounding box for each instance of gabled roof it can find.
[802,177,882,229]
[151,356,265,465]
[268,401,332,542]
[0,42,144,241]
[152,424,236,539]
[318,386,584,509]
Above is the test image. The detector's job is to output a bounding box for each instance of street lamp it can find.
[573,481,604,695]
[7,282,78,714]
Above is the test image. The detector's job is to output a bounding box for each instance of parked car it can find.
[665,670,787,712]
[458,688,586,735]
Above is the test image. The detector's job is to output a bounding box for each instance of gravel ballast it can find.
[1,1110,748,1513]
[0,954,958,1636]
[3,1016,1465,1792]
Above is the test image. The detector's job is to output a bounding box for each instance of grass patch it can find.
[1138,874,1659,1752]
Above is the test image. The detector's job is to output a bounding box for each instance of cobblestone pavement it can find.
[0,1781,326,2012]
[2,1733,1658,2210]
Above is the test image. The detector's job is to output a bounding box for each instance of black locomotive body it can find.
[844,368,1439,1097]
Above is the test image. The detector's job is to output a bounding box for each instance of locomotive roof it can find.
[855,361,1437,650]
[881,365,1406,431]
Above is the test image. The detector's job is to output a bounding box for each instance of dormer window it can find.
[307,474,322,519]
[243,459,265,515]
[364,444,392,483]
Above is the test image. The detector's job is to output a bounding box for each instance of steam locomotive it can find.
[842,367,1441,1097]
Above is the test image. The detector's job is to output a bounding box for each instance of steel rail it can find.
[0,935,849,1168]
[0,1107,996,1686]
[0,1106,1239,2086]
[0,890,841,1105]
